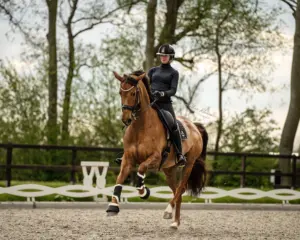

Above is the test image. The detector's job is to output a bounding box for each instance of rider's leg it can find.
[157,102,186,166]
[171,124,186,166]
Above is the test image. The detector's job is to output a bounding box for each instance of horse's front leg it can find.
[106,154,133,216]
[136,152,161,199]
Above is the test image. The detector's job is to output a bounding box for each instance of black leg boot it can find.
[171,126,187,167]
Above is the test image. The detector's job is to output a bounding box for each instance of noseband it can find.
[120,77,140,120]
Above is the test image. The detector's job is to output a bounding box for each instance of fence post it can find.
[6,143,13,187]
[292,155,297,189]
[71,149,77,184]
[240,155,246,188]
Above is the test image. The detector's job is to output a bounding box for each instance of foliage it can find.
[0,61,47,144]
[212,108,280,187]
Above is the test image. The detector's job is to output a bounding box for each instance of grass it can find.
[0,181,300,204]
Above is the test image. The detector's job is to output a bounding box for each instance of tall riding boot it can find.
[172,126,187,167]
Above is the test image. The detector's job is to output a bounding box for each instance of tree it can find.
[144,0,157,71]
[213,108,280,187]
[59,0,142,143]
[45,0,58,145]
[0,61,47,144]
[203,0,283,153]
[103,0,215,113]
[279,0,300,186]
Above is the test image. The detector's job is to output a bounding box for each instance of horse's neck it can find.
[131,85,157,131]
[133,107,156,129]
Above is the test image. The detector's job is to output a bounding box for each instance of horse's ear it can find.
[136,73,146,81]
[113,71,124,82]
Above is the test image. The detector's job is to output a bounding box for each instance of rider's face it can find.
[160,55,170,64]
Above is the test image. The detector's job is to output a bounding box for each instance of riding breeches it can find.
[155,101,176,120]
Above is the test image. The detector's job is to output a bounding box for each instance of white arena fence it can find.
[1,161,300,204]
[1,184,300,204]
[0,143,299,204]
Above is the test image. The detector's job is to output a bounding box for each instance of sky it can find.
[0,0,299,151]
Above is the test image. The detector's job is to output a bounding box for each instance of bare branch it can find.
[222,73,232,90]
[73,0,141,37]
[0,3,41,48]
[59,0,67,25]
[67,0,78,26]
[74,20,113,38]
[175,57,194,69]
[173,95,195,114]
[281,0,296,14]
[0,3,16,22]
[188,70,217,105]
[174,20,203,43]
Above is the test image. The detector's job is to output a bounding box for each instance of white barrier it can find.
[1,185,300,204]
[80,161,109,201]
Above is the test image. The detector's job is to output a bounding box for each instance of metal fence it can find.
[0,143,299,188]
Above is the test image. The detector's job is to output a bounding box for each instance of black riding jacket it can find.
[148,63,179,103]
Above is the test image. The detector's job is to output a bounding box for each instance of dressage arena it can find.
[1,205,299,240]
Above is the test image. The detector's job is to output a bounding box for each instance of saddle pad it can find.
[177,120,187,140]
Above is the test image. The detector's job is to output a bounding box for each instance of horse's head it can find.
[113,71,146,126]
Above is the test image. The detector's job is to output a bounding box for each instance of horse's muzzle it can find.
[122,118,132,126]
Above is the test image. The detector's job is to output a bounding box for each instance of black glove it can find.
[153,91,165,99]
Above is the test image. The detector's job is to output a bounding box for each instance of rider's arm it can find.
[147,67,155,84]
[164,70,178,97]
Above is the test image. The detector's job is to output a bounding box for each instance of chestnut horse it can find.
[106,70,208,229]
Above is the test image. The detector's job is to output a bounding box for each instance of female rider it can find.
[149,44,186,166]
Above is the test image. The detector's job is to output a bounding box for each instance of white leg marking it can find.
[108,203,119,207]
[170,222,179,229]
[165,204,173,213]
[139,188,147,197]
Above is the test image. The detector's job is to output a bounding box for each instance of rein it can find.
[120,79,158,126]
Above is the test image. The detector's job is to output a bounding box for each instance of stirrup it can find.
[176,154,186,167]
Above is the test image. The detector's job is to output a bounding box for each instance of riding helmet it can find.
[156,44,175,60]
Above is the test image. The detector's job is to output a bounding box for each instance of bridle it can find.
[120,77,141,121]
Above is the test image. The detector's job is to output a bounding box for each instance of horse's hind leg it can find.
[106,154,132,216]
[163,166,177,219]
[170,156,196,229]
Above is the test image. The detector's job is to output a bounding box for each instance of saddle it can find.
[153,105,188,169]
[155,108,188,141]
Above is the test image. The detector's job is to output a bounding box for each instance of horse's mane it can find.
[131,70,152,100]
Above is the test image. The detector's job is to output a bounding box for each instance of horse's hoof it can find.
[140,187,150,200]
[163,212,172,219]
[107,211,118,217]
[106,204,119,216]
[170,222,179,229]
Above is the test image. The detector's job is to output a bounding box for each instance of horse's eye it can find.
[131,92,135,96]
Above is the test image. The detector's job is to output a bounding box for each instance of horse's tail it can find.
[187,122,208,196]
[194,122,208,161]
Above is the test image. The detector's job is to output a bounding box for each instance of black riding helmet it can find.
[156,44,175,60]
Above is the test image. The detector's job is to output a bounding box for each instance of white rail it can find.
[1,185,299,204]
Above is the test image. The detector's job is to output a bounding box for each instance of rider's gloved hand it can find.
[153,91,165,99]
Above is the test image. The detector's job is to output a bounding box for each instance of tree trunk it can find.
[214,25,223,153]
[46,0,58,145]
[144,0,157,72]
[279,1,300,186]
[156,0,184,49]
[61,0,78,144]
[215,60,223,153]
